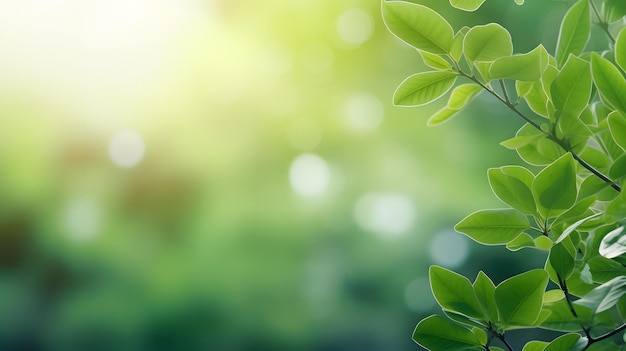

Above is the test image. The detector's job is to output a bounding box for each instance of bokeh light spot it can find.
[258,44,292,77]
[353,192,416,238]
[301,41,334,73]
[404,277,436,313]
[108,129,145,168]
[344,92,384,132]
[64,197,101,241]
[429,230,470,268]
[289,153,330,197]
[337,8,373,47]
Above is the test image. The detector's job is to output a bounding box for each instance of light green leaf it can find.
[412,315,483,351]
[393,71,458,106]
[449,0,486,12]
[574,276,626,313]
[427,84,482,126]
[554,212,601,243]
[591,53,626,114]
[599,226,626,259]
[494,269,549,326]
[490,45,550,81]
[382,1,453,54]
[608,111,626,152]
[544,333,586,351]
[429,266,484,319]
[514,0,524,4]
[463,24,513,63]
[554,0,590,68]
[549,242,575,280]
[616,28,626,73]
[609,154,626,179]
[419,50,452,71]
[455,209,530,245]
[523,341,549,351]
[488,166,536,215]
[532,153,577,218]
[516,65,558,118]
[544,289,565,303]
[450,27,470,62]
[473,271,498,322]
[506,233,537,251]
[550,55,591,119]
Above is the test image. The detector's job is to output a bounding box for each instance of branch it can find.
[458,71,622,193]
[585,324,626,349]
[493,332,514,351]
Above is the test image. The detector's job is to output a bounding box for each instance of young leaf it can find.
[463,23,513,63]
[419,50,452,71]
[550,55,592,120]
[412,315,483,351]
[454,209,530,245]
[544,333,586,351]
[449,0,486,12]
[607,111,626,152]
[429,266,484,319]
[450,27,470,62]
[516,65,559,118]
[507,233,538,251]
[554,0,590,68]
[590,53,626,114]
[573,276,626,313]
[393,71,458,106]
[427,84,482,126]
[488,166,536,215]
[599,226,626,259]
[532,153,577,218]
[554,212,601,243]
[473,271,499,322]
[616,28,626,73]
[494,269,549,326]
[490,45,550,81]
[382,1,453,54]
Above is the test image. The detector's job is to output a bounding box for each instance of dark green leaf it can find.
[473,271,499,322]
[549,242,575,280]
[544,333,586,351]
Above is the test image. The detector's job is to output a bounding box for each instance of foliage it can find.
[382,0,626,349]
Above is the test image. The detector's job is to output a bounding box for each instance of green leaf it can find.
[382,1,453,54]
[427,84,482,126]
[429,266,484,319]
[516,65,559,118]
[609,154,626,179]
[463,23,513,63]
[393,71,458,106]
[599,226,626,259]
[608,111,626,152]
[606,193,626,223]
[488,166,536,215]
[532,153,577,218]
[490,45,550,81]
[544,333,586,351]
[550,55,592,119]
[605,0,626,22]
[591,53,626,114]
[507,233,537,251]
[455,209,530,245]
[514,0,524,4]
[549,242,575,280]
[588,256,626,283]
[540,299,593,331]
[554,212,601,243]
[494,269,549,326]
[574,276,626,313]
[449,0,486,12]
[412,315,483,351]
[616,28,626,73]
[509,124,565,166]
[450,27,470,62]
[523,341,549,351]
[554,0,590,68]
[419,50,452,71]
[473,271,499,322]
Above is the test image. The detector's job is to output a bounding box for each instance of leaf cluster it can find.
[382,0,626,349]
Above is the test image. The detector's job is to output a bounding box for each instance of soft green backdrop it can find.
[0,0,573,350]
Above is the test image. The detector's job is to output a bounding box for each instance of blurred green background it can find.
[0,0,577,350]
